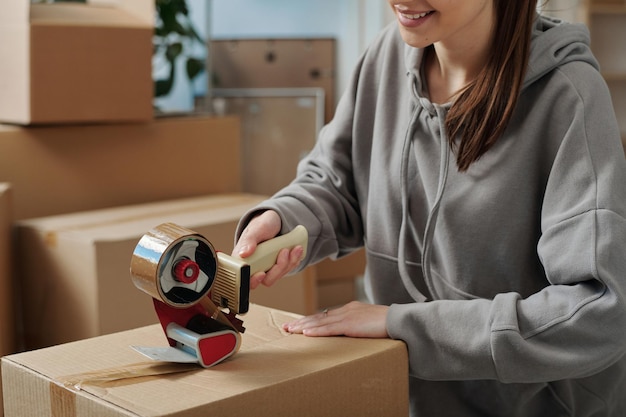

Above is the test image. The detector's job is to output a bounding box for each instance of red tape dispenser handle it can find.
[129,223,308,368]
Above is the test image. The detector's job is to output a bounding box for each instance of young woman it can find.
[233,1,626,415]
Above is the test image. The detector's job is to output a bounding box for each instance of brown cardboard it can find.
[0,183,14,417]
[1,304,409,417]
[0,184,14,357]
[211,38,336,123]
[316,250,366,308]
[213,90,321,196]
[0,1,153,125]
[316,249,366,282]
[318,278,357,310]
[0,116,241,220]
[252,265,318,316]
[15,194,317,350]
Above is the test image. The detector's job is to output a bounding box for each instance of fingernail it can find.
[238,245,249,256]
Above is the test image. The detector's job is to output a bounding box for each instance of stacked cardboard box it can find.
[0,184,14,416]
[0,3,156,412]
[15,194,317,351]
[1,304,409,417]
[0,184,14,357]
[0,1,153,125]
[0,116,241,221]
[0,3,381,414]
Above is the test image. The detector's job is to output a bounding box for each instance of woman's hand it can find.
[283,301,390,338]
[232,210,305,289]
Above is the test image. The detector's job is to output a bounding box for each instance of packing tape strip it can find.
[52,361,199,416]
[50,383,75,417]
[58,361,199,391]
[130,223,218,308]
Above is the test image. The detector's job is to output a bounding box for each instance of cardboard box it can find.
[211,38,336,123]
[0,184,14,357]
[0,183,14,417]
[0,1,153,125]
[15,194,317,350]
[318,278,357,310]
[316,249,366,282]
[0,116,241,220]
[316,249,366,308]
[212,88,323,196]
[1,304,409,417]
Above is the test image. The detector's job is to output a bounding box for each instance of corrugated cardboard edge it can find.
[0,183,14,417]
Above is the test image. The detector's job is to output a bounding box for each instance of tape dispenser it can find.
[129,223,308,367]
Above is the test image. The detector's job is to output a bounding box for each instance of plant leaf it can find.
[186,58,205,80]
[165,43,183,61]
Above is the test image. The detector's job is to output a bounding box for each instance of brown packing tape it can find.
[50,382,76,417]
[58,361,199,391]
[51,361,200,416]
[199,296,241,334]
[130,222,217,307]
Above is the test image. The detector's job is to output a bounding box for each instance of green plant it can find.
[154,0,205,99]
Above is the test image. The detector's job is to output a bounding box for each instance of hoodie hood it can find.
[525,16,598,88]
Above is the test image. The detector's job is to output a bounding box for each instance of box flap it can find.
[16,194,267,242]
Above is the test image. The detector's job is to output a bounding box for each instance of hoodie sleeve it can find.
[387,62,626,382]
[234,52,368,267]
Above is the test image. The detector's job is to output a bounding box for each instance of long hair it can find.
[447,0,538,171]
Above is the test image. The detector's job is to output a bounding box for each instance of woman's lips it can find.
[395,9,434,27]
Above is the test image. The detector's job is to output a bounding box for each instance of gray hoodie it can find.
[237,16,626,416]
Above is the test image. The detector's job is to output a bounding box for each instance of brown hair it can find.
[447,0,538,171]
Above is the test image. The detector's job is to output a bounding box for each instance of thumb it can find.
[233,210,282,258]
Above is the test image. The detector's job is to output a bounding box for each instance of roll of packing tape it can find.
[130,223,217,308]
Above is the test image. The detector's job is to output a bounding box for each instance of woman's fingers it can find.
[283,301,390,338]
[249,245,305,289]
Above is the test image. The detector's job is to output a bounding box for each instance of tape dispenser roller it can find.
[130,222,308,367]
